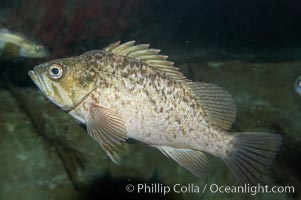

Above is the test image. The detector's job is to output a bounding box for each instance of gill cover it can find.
[29,56,97,110]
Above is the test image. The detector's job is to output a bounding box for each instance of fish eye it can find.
[35,45,44,51]
[48,64,63,80]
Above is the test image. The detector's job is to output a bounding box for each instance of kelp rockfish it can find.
[0,28,49,58]
[28,41,282,184]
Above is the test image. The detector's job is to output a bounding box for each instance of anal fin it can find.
[156,146,208,178]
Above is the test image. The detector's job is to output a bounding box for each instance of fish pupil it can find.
[51,67,60,75]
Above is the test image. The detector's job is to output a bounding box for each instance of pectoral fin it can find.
[156,146,208,178]
[85,105,129,164]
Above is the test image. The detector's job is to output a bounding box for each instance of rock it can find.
[0,89,78,200]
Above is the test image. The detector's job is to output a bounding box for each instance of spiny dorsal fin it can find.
[104,41,121,51]
[189,82,237,130]
[104,41,187,82]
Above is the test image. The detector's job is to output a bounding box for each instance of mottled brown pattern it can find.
[66,50,235,157]
[29,46,284,185]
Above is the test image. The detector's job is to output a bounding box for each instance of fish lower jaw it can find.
[28,70,53,97]
[28,70,45,93]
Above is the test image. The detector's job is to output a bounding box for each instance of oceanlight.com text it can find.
[125,183,295,196]
[209,183,294,196]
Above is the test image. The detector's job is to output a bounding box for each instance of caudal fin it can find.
[223,132,282,184]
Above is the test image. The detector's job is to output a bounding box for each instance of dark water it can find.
[0,1,300,200]
[155,1,301,49]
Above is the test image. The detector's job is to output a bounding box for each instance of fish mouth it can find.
[28,69,51,96]
[28,69,73,111]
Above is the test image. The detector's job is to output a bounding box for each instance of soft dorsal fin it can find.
[103,41,187,82]
[188,82,237,130]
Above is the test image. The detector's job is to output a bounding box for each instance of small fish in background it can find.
[0,28,50,59]
[28,41,282,184]
[295,76,301,96]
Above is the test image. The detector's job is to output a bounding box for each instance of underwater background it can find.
[0,0,301,199]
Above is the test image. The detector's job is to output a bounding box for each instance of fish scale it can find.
[72,50,227,156]
[29,41,283,184]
